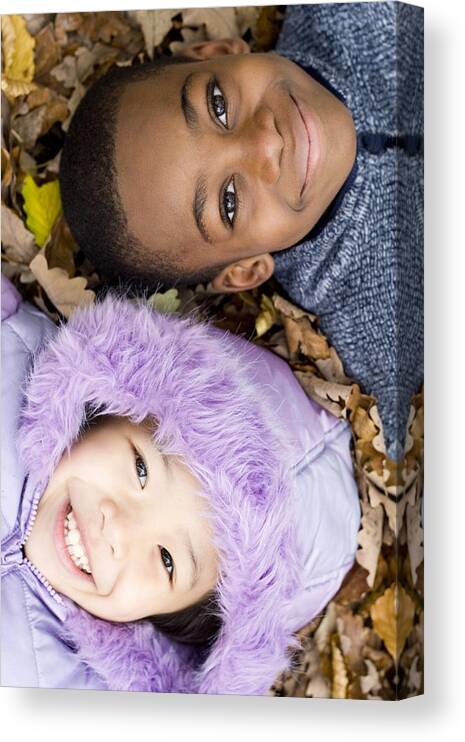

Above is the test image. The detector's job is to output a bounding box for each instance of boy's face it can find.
[115,47,356,289]
[25,417,218,622]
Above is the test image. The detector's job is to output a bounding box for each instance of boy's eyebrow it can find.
[181,72,199,130]
[193,175,213,245]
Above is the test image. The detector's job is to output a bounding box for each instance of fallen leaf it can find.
[336,607,371,676]
[303,641,330,698]
[182,7,239,40]
[34,22,62,79]
[45,216,76,275]
[1,15,36,100]
[129,9,175,58]
[22,175,61,247]
[370,584,415,662]
[12,105,47,150]
[360,658,382,695]
[255,294,278,337]
[29,253,95,318]
[1,203,37,263]
[235,7,260,37]
[331,638,348,699]
[295,371,361,420]
[356,500,383,587]
[147,288,181,314]
[50,55,78,89]
[406,495,424,585]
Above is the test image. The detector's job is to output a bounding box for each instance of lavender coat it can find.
[1,275,359,693]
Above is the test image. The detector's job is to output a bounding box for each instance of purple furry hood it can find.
[17,296,303,696]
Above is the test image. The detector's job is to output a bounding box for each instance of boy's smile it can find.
[115,49,356,287]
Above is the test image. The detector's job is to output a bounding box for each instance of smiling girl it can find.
[1,275,360,694]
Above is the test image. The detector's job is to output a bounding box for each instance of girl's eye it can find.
[134,453,148,489]
[160,547,174,581]
[211,81,228,127]
[223,178,237,226]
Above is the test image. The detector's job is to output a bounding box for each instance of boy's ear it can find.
[210,254,275,293]
[180,38,250,60]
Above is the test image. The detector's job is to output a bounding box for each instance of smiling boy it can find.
[60,3,423,460]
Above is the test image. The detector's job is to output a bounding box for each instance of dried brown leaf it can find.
[406,496,424,585]
[331,638,348,699]
[356,500,383,587]
[370,584,415,662]
[128,9,175,58]
[182,7,239,40]
[29,253,94,318]
[1,204,37,263]
[34,23,62,79]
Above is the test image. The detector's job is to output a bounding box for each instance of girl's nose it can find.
[226,106,284,185]
[100,498,132,561]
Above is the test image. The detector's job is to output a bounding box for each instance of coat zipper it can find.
[13,484,64,605]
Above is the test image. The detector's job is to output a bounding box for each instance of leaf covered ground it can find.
[1,8,423,700]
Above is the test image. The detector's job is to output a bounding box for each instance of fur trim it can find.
[18,296,301,695]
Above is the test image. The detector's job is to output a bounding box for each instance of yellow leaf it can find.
[22,176,62,247]
[1,15,36,100]
[255,294,278,338]
[370,584,415,662]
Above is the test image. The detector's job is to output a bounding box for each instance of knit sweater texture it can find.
[274,2,423,460]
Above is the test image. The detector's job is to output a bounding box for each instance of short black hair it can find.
[60,56,226,291]
[148,591,222,647]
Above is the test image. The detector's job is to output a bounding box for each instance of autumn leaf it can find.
[1,204,37,264]
[29,253,94,318]
[22,176,61,247]
[255,294,278,337]
[148,288,181,314]
[356,500,384,587]
[1,15,36,100]
[182,7,239,40]
[129,9,175,59]
[331,638,348,699]
[370,584,415,662]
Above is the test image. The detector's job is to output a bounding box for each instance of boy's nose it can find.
[225,106,284,185]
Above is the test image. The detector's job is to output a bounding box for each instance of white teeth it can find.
[63,508,92,575]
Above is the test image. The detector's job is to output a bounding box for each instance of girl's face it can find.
[25,417,218,621]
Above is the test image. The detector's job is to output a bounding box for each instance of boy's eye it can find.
[160,547,174,581]
[134,453,148,489]
[223,178,237,226]
[209,79,228,128]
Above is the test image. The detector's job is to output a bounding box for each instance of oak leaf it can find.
[29,253,95,318]
[1,204,37,263]
[129,10,175,58]
[356,500,383,587]
[182,7,239,40]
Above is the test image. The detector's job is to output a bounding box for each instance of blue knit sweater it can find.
[274,2,423,461]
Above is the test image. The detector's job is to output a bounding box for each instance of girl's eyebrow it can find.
[181,72,199,130]
[183,528,200,591]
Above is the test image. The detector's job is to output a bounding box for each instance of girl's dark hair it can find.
[148,591,222,647]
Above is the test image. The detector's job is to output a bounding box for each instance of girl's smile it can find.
[25,416,218,621]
